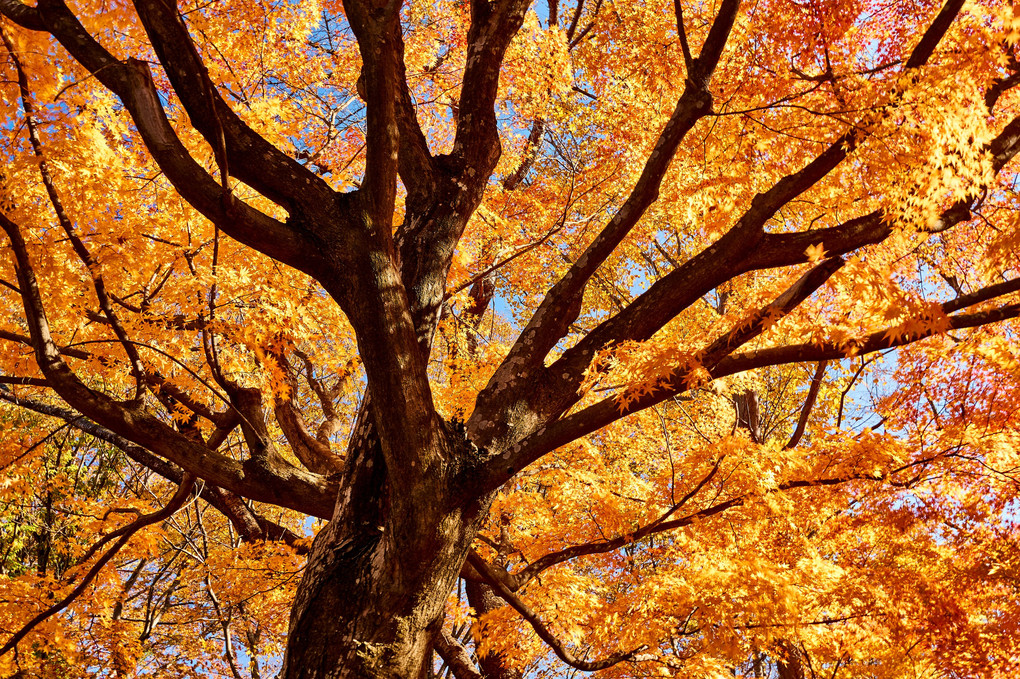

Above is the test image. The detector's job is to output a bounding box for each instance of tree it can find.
[1,0,1019,675]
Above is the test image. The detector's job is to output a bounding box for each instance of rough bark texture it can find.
[283,497,491,678]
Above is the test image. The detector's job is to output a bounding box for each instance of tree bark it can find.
[281,379,491,679]
[283,489,491,678]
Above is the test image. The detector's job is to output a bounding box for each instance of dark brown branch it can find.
[942,277,1020,314]
[505,456,724,590]
[274,398,341,475]
[484,0,737,381]
[480,48,1020,477]
[3,28,147,395]
[0,329,90,360]
[470,0,975,461]
[0,211,336,517]
[714,301,1020,379]
[4,0,324,278]
[746,113,1020,273]
[673,0,694,74]
[270,354,340,475]
[130,0,336,212]
[451,0,531,177]
[391,36,438,209]
[785,361,828,450]
[467,552,646,672]
[341,0,403,234]
[0,389,316,548]
[702,257,845,359]
[542,0,965,370]
[513,298,1020,488]
[502,119,546,191]
[565,0,604,50]
[985,46,1020,111]
[434,628,485,679]
[470,256,843,495]
[146,373,227,427]
[0,0,43,29]
[904,0,966,70]
[689,0,740,84]
[0,375,49,387]
[564,0,586,42]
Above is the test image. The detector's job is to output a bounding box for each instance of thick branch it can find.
[0,212,336,517]
[468,11,1008,484]
[450,0,532,177]
[0,0,42,29]
[0,388,322,540]
[434,629,485,679]
[487,0,739,377]
[4,0,325,278]
[673,0,694,74]
[275,398,341,475]
[747,109,1020,272]
[469,256,843,494]
[466,0,968,474]
[131,0,336,212]
[904,0,966,70]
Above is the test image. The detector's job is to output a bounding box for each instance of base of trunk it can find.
[281,501,486,678]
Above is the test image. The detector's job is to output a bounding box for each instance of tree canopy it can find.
[1,0,1019,676]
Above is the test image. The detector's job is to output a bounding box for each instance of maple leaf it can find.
[805,242,827,265]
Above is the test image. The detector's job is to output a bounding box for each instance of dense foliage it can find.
[1,0,1020,676]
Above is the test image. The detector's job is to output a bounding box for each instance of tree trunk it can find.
[281,419,491,678]
[281,199,492,677]
[282,509,486,678]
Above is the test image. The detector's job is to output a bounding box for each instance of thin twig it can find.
[0,476,197,657]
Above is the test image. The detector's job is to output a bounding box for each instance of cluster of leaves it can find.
[0,0,1019,676]
[0,414,304,678]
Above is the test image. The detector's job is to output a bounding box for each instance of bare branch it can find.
[434,628,485,679]
[785,361,828,450]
